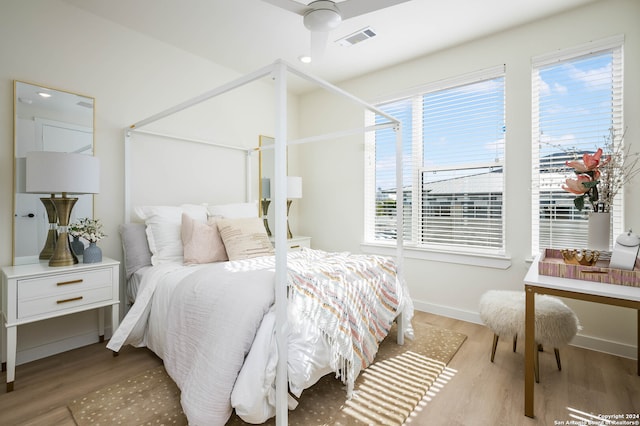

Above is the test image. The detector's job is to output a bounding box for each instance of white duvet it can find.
[107,250,413,425]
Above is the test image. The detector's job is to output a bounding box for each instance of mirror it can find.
[13,81,95,265]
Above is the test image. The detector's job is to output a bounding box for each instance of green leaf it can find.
[574,196,585,211]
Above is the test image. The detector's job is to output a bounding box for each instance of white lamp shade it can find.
[262,178,271,198]
[287,176,302,199]
[15,157,27,193]
[26,151,100,194]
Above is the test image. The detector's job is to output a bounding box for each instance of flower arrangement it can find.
[562,128,640,212]
[68,218,106,243]
[68,221,85,239]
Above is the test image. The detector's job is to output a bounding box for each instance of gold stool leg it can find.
[554,348,562,371]
[534,346,540,383]
[491,334,499,362]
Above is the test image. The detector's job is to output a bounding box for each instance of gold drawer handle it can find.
[290,245,300,249]
[57,279,83,286]
[57,296,83,304]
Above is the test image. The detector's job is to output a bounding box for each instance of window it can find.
[532,36,624,253]
[365,66,506,255]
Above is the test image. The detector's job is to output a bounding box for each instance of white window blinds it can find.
[531,36,624,253]
[365,66,506,254]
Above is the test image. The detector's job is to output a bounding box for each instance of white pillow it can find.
[217,217,274,261]
[207,201,258,218]
[134,204,208,265]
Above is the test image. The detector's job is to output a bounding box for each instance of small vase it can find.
[70,236,84,256]
[83,241,102,263]
[588,212,611,251]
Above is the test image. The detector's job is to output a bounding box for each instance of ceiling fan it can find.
[262,0,411,60]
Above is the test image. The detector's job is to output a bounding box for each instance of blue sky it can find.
[374,51,613,192]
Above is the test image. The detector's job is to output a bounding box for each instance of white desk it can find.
[523,255,640,418]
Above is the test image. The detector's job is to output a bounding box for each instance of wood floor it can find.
[1,311,638,425]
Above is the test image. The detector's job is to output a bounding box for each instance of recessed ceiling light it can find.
[298,55,312,64]
[37,92,52,98]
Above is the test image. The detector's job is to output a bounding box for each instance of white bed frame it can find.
[123,59,404,426]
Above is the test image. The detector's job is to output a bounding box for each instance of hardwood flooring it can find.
[0,311,638,425]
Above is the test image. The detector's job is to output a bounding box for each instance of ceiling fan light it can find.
[303,8,341,32]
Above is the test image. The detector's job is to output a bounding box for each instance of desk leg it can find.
[524,288,535,418]
[6,326,16,392]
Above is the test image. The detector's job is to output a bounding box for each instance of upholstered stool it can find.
[479,290,580,382]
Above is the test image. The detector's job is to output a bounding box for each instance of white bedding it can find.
[107,248,414,425]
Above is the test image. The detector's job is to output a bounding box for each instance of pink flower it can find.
[562,174,592,195]
[566,148,609,172]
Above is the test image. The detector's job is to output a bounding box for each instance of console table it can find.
[523,255,640,418]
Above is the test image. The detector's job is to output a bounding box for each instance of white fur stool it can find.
[479,290,580,382]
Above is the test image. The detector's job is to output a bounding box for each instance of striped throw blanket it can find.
[286,248,402,395]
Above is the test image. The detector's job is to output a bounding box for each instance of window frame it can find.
[364,65,507,259]
[531,35,624,255]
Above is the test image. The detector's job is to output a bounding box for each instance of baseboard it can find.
[16,327,113,366]
[415,300,637,361]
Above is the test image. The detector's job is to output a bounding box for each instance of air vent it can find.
[336,26,377,47]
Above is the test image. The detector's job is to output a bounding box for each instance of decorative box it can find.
[538,248,640,288]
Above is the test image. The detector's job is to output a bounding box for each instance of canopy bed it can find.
[108,59,410,425]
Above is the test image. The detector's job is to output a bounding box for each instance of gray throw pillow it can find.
[119,223,152,280]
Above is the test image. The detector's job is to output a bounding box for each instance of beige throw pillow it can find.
[217,217,274,261]
[181,214,228,265]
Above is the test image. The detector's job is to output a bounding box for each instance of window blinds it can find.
[531,36,624,253]
[366,66,506,254]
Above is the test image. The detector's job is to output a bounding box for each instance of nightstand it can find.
[271,235,311,251]
[1,257,120,392]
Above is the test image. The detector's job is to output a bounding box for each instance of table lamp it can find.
[26,151,100,266]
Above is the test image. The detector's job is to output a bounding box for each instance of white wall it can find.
[297,0,640,358]
[0,0,292,363]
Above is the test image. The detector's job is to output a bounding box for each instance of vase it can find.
[83,241,102,263]
[587,212,611,251]
[70,236,84,256]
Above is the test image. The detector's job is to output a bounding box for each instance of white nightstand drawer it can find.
[17,269,112,299]
[286,236,311,251]
[18,286,113,319]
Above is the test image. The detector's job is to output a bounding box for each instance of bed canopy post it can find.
[245,149,255,203]
[394,123,405,345]
[273,60,289,426]
[124,129,132,224]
